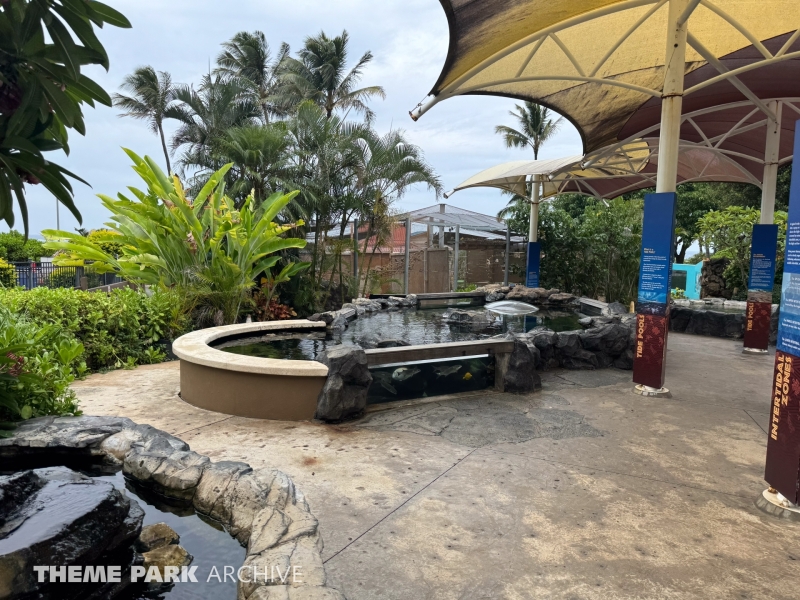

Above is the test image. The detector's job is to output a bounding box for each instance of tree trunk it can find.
[158,123,172,174]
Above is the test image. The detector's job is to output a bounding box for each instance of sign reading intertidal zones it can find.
[743,224,778,351]
[632,192,677,389]
[765,120,800,501]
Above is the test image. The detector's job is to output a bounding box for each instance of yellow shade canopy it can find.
[417,0,800,152]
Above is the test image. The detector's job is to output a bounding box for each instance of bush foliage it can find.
[0,287,183,372]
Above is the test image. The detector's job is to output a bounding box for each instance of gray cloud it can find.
[9,0,581,236]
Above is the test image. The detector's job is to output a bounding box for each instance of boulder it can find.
[555,331,598,369]
[544,292,578,306]
[506,286,551,304]
[315,346,373,422]
[579,323,630,356]
[123,436,210,501]
[355,333,411,349]
[606,301,628,315]
[0,467,143,599]
[329,314,349,331]
[136,523,180,552]
[141,543,193,573]
[497,338,541,393]
[441,308,501,331]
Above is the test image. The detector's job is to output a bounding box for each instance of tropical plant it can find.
[698,206,787,292]
[0,229,50,260]
[214,31,290,124]
[0,0,130,233]
[169,74,261,176]
[0,257,16,287]
[0,305,83,423]
[113,66,178,173]
[277,30,385,121]
[495,102,563,159]
[43,150,309,325]
[1,285,184,370]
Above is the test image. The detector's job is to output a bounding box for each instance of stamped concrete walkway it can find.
[73,333,800,599]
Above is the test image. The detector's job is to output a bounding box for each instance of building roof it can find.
[399,203,506,231]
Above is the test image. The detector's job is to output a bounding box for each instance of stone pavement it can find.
[72,333,800,599]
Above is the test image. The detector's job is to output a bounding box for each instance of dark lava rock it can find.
[0,467,143,599]
[670,308,745,338]
[355,333,411,349]
[606,301,628,315]
[556,331,598,370]
[441,308,501,332]
[500,339,542,393]
[315,346,373,422]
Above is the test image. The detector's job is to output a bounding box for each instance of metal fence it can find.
[11,262,123,290]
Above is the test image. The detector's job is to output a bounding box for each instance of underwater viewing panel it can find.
[632,192,677,390]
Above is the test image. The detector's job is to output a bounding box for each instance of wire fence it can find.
[11,262,123,291]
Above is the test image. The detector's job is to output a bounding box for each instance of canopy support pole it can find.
[634,0,693,397]
[761,100,782,225]
[655,0,690,193]
[454,224,461,292]
[504,225,511,286]
[525,175,542,288]
[742,100,782,354]
[404,217,411,295]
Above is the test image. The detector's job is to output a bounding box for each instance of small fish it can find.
[462,372,473,381]
[372,371,397,394]
[434,365,462,378]
[392,366,421,382]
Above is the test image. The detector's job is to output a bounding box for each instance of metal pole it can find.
[352,219,359,298]
[404,217,411,295]
[761,100,781,224]
[504,225,511,286]
[454,224,460,292]
[56,199,60,230]
[655,0,691,193]
[528,175,540,242]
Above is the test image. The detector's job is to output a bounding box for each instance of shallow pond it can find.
[219,306,583,362]
[2,458,244,600]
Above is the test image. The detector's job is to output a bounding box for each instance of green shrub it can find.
[0,258,15,288]
[0,231,52,262]
[0,287,187,371]
[0,306,84,423]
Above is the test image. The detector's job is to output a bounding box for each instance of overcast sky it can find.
[6,0,583,237]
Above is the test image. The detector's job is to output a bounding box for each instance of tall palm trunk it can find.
[158,123,172,174]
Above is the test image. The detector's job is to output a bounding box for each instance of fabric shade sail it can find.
[414,0,800,154]
[446,137,762,201]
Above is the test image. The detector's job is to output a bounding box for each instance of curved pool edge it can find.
[173,320,329,421]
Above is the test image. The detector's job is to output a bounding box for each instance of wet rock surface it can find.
[136,522,180,552]
[441,308,502,332]
[0,416,341,600]
[315,346,373,422]
[0,467,143,599]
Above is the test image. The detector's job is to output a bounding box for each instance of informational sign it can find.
[765,119,800,502]
[526,241,541,288]
[632,192,677,389]
[743,224,778,351]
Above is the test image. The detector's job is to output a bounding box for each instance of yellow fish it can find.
[462,372,472,381]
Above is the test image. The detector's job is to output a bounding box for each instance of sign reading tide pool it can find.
[632,193,677,390]
[743,224,778,351]
[526,242,540,288]
[765,120,800,502]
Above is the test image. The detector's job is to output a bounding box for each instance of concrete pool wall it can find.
[172,320,329,421]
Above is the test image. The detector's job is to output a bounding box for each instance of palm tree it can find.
[495,102,563,159]
[277,30,385,121]
[214,31,290,124]
[113,67,177,173]
[168,74,261,176]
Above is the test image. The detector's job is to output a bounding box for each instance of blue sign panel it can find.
[526,241,540,288]
[748,224,779,292]
[777,119,800,355]
[637,193,678,306]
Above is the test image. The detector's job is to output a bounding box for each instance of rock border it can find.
[0,416,345,600]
